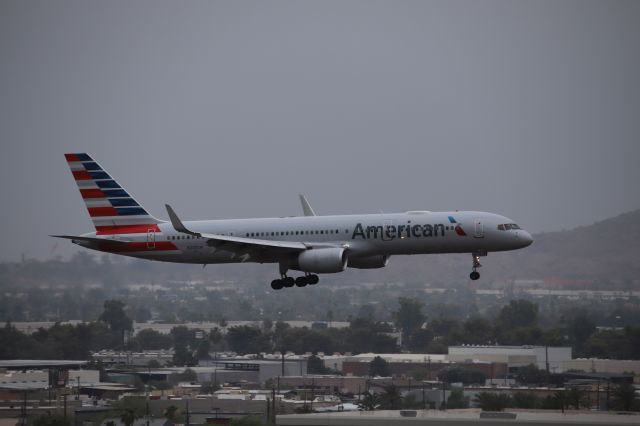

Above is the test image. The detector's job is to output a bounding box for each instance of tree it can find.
[379,385,403,410]
[170,326,196,348]
[401,394,424,409]
[226,326,270,354]
[394,298,426,341]
[163,405,184,423]
[172,345,196,367]
[30,415,71,426]
[307,355,328,374]
[568,312,596,352]
[513,392,539,409]
[197,339,211,360]
[474,392,512,411]
[230,416,267,426]
[515,364,547,386]
[461,317,493,345]
[406,328,433,352]
[437,366,486,385]
[200,381,219,394]
[135,329,173,350]
[169,368,197,385]
[369,356,391,377]
[120,408,138,426]
[611,383,638,411]
[358,391,381,411]
[99,300,133,346]
[447,388,469,409]
[561,388,589,410]
[496,299,538,328]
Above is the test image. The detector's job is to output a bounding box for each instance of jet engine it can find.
[297,248,348,273]
[348,255,389,269]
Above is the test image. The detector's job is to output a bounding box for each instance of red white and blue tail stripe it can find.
[65,153,162,235]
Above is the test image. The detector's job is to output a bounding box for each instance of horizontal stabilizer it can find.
[50,235,128,245]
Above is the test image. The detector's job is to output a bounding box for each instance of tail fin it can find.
[64,153,162,234]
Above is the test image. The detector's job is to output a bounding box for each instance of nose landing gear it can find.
[470,253,483,280]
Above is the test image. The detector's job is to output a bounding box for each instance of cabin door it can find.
[147,229,156,249]
[473,219,484,238]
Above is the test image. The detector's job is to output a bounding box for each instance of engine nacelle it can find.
[297,248,348,274]
[348,255,389,269]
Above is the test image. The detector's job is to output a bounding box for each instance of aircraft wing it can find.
[165,205,308,253]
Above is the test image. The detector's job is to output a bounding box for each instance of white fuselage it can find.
[78,210,533,266]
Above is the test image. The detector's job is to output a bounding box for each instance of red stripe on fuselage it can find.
[80,189,106,198]
[65,153,80,162]
[73,170,92,180]
[88,207,118,217]
[106,241,178,253]
[96,224,161,235]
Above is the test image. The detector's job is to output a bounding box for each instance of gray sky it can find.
[1,1,639,261]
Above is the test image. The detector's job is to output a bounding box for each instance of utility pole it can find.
[545,345,550,386]
[271,387,276,425]
[266,396,270,426]
[185,399,190,426]
[19,391,27,426]
[310,377,315,412]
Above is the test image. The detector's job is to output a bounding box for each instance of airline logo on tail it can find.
[65,153,161,234]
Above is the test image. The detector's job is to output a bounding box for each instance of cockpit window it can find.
[498,223,521,230]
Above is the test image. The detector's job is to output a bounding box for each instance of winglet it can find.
[165,204,201,236]
[299,194,316,216]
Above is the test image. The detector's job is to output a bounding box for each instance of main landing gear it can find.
[271,274,319,290]
[469,253,483,281]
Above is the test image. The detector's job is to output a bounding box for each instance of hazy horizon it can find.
[2,1,639,261]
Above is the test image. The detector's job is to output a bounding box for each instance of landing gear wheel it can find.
[295,277,308,287]
[283,277,295,288]
[469,253,483,281]
[308,274,319,285]
[271,279,283,290]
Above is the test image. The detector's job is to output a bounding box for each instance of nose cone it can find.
[518,230,533,248]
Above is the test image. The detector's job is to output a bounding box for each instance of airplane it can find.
[53,153,533,290]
